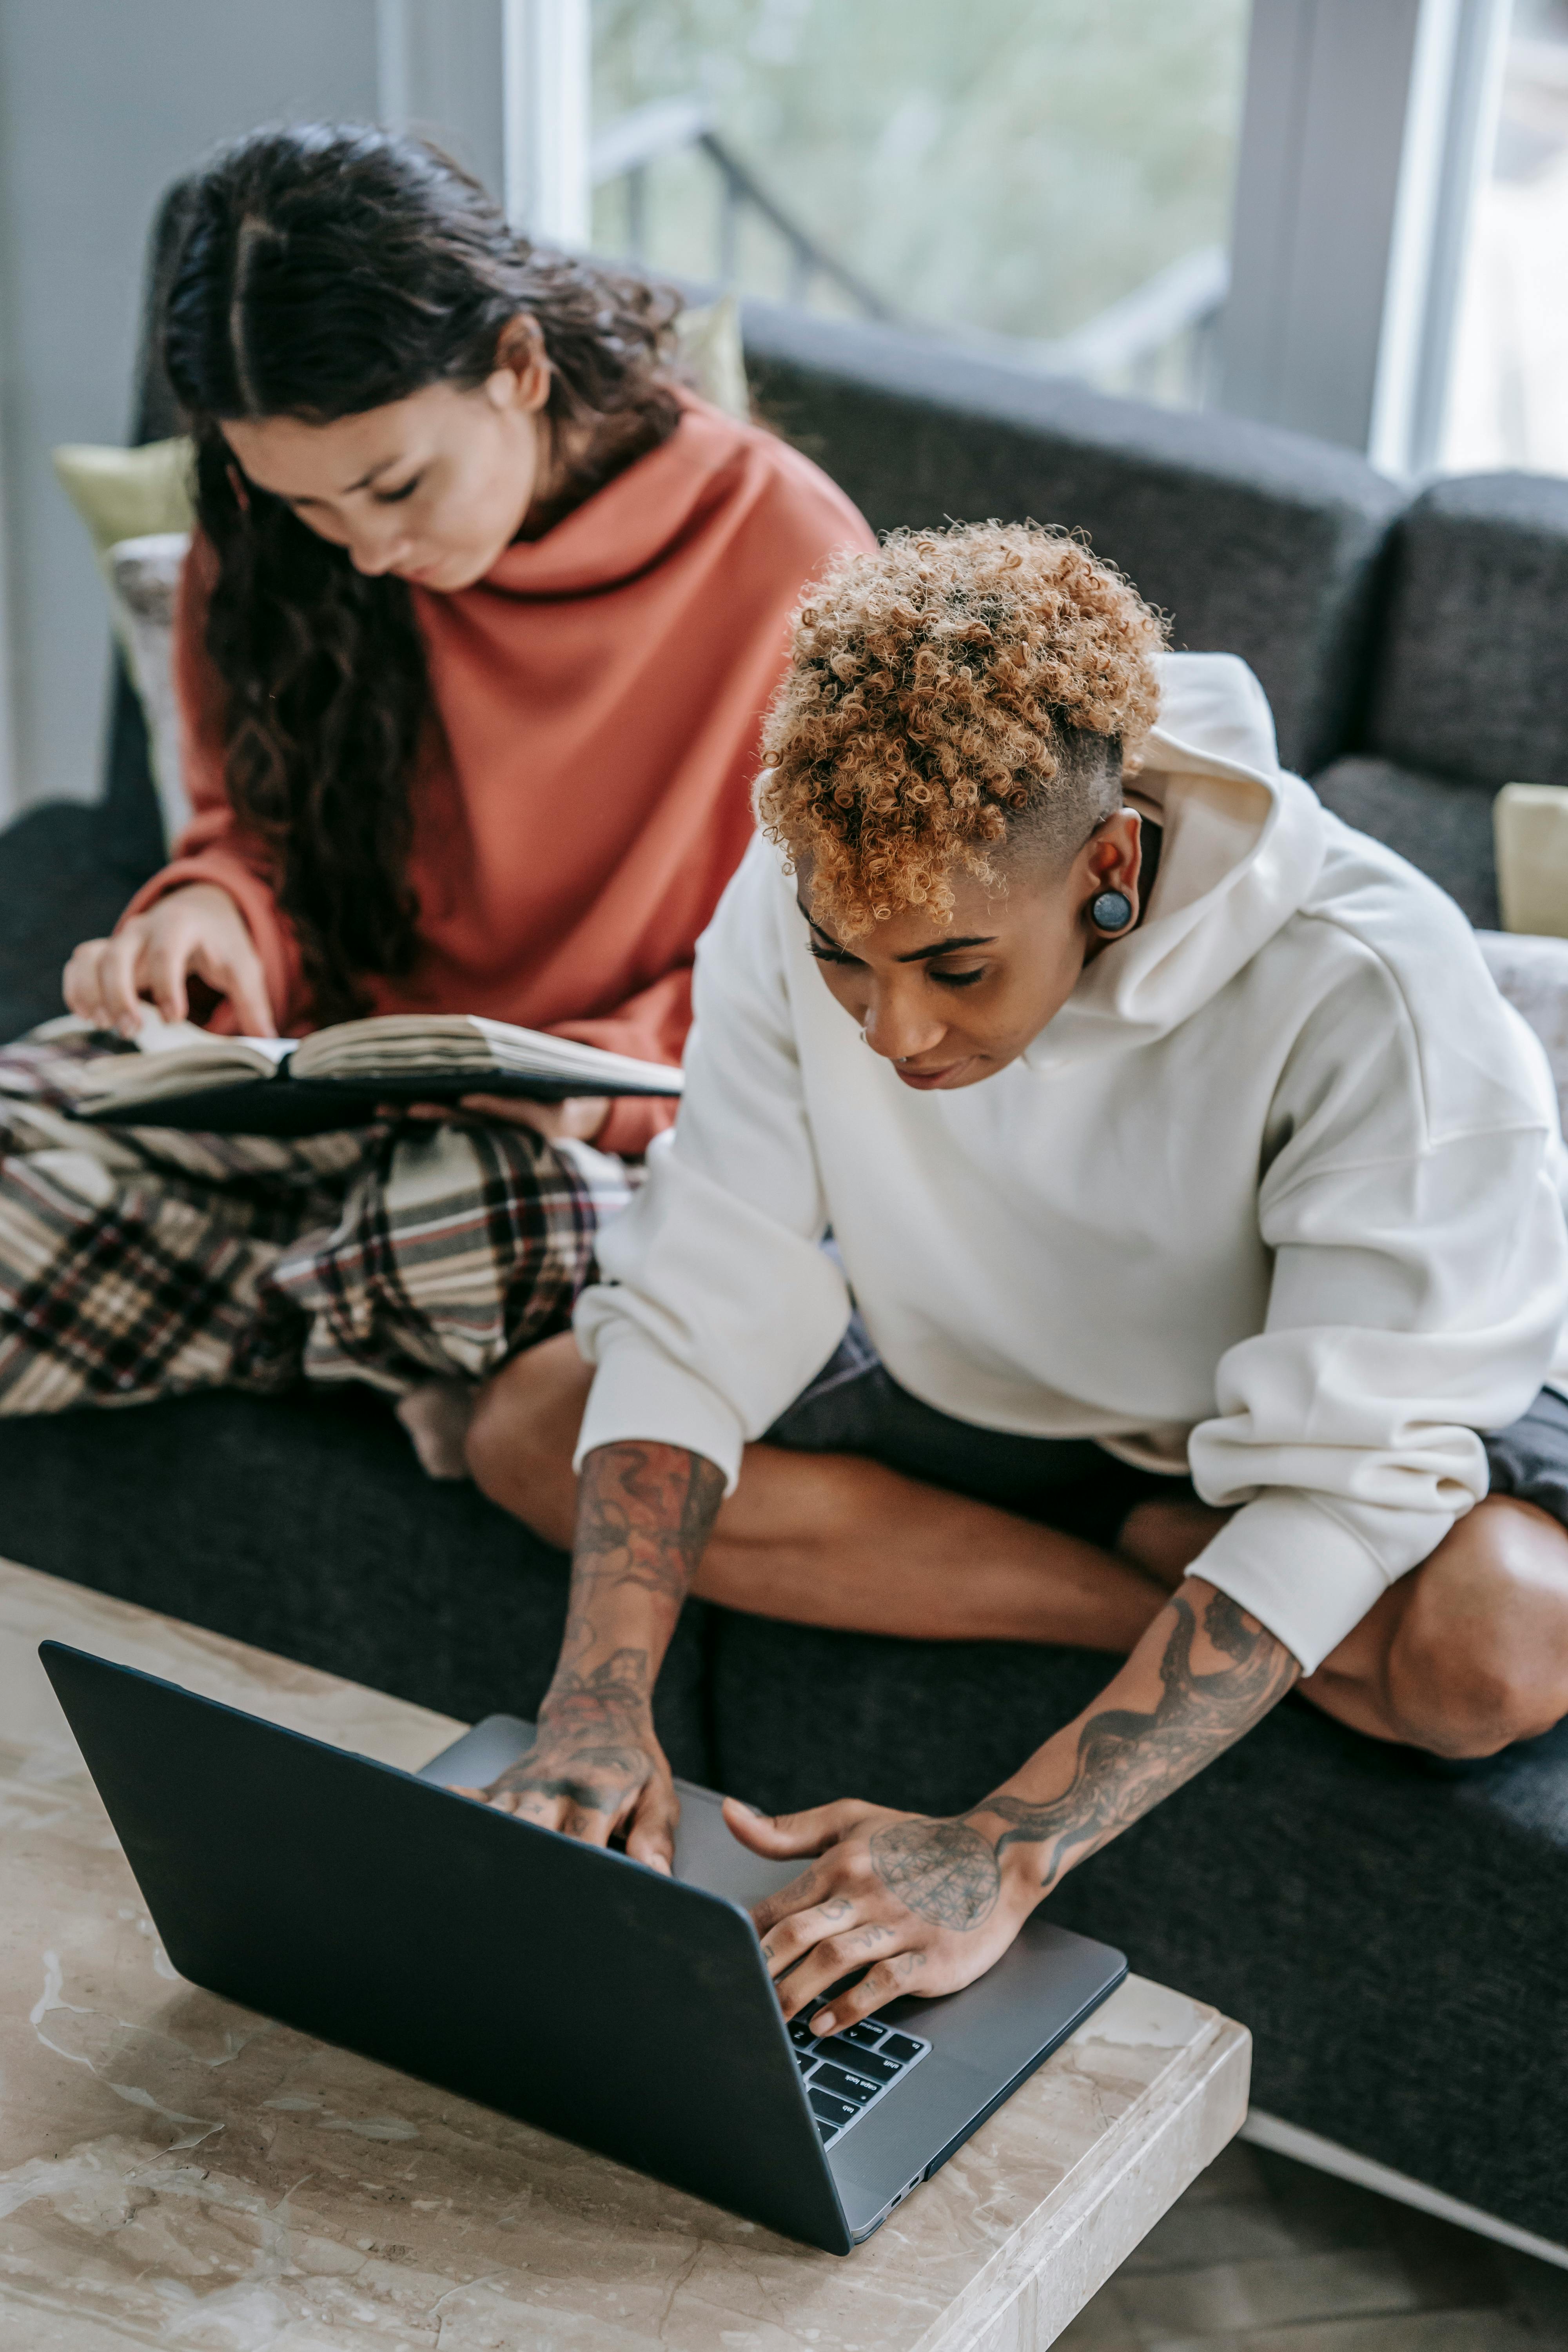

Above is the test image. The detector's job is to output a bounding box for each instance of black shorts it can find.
[763,1318,1568,1548]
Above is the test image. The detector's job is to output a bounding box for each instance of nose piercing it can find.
[1091,888,1134,934]
[859,1030,914,1063]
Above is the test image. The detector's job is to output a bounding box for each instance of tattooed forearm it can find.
[532,1443,723,1752]
[477,1451,724,1828]
[978,1585,1299,1891]
[573,1442,726,1610]
[734,1588,1296,1984]
[541,1645,651,1726]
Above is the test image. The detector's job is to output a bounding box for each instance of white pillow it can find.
[1478,928,1568,1136]
[107,532,191,846]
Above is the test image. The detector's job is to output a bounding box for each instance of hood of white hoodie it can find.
[1024,650,1328,1071]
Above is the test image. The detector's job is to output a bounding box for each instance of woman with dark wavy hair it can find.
[0,123,870,1457]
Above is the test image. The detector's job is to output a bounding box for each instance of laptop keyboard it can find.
[788,2015,931,2145]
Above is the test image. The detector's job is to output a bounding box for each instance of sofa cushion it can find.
[741,299,1405,777]
[706,1609,1568,2247]
[0,1385,713,1781]
[1312,754,1498,927]
[1366,472,1568,792]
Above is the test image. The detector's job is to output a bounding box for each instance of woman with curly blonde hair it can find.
[466,521,1568,2028]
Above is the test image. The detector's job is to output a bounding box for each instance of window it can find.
[590,0,1252,408]
[1445,0,1568,473]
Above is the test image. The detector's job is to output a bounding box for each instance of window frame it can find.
[378,0,1513,477]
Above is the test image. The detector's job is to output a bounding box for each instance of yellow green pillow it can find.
[52,437,195,578]
[52,440,196,848]
[674,293,749,422]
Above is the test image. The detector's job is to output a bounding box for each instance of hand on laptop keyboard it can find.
[722,1794,1043,2038]
[455,1441,727,1871]
[453,1654,679,1870]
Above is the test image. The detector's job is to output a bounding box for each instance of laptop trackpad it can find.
[415,1715,800,1907]
[668,1783,801,1905]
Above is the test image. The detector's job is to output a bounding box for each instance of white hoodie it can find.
[575,653,1568,1674]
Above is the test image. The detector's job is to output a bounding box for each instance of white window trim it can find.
[502,0,591,248]
[376,0,590,250]
[1219,0,1510,475]
[0,392,14,820]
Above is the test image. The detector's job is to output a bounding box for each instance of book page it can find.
[290,1016,679,1093]
[73,1020,298,1115]
[132,1007,296,1067]
[231,1036,296,1068]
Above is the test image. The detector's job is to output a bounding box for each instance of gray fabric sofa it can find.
[4,231,1568,2250]
[1314,469,1568,930]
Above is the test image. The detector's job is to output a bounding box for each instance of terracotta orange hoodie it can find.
[127,396,873,1152]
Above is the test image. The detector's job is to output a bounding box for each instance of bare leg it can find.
[1122,1490,1568,1757]
[693,1443,1167,1648]
[469,1347,1568,1747]
[1118,1495,1232,1588]
[1306,1497,1568,1755]
[466,1335,1169,1652]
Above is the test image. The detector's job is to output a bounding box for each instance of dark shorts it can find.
[764,1318,1568,1548]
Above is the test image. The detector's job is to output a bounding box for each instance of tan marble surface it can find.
[0,1556,1250,2350]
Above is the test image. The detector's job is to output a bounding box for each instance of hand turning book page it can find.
[69,1013,684,1138]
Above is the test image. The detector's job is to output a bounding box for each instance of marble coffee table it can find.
[0,1555,1250,2351]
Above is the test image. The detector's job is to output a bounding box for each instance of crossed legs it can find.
[466,1333,1568,1762]
[465,1333,1165,1651]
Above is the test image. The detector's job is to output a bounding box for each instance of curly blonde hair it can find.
[757,521,1166,935]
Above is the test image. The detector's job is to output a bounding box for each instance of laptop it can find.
[41,1641,1126,2254]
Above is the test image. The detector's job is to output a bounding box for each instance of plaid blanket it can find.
[0,1027,635,1416]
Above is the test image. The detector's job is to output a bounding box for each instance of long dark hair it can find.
[162,123,681,1021]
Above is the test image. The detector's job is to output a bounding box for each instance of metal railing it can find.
[962,245,1229,407]
[590,96,897,321]
[590,96,1226,397]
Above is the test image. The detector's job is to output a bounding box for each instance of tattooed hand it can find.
[724,1798,1039,2036]
[721,1577,1299,2033]
[458,1439,726,1871]
[457,1645,676,1862]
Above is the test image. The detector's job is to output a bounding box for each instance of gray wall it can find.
[0,0,380,818]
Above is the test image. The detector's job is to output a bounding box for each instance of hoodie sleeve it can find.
[1187,933,1568,1674]
[573,835,852,1484]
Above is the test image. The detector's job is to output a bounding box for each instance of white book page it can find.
[231,1035,296,1068]
[132,1007,296,1067]
[291,1015,679,1091]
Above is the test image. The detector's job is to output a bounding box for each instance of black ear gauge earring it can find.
[1091,887,1135,935]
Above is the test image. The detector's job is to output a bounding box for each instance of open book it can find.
[70,1013,683,1138]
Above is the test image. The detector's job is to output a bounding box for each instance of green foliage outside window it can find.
[592,0,1249,346]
